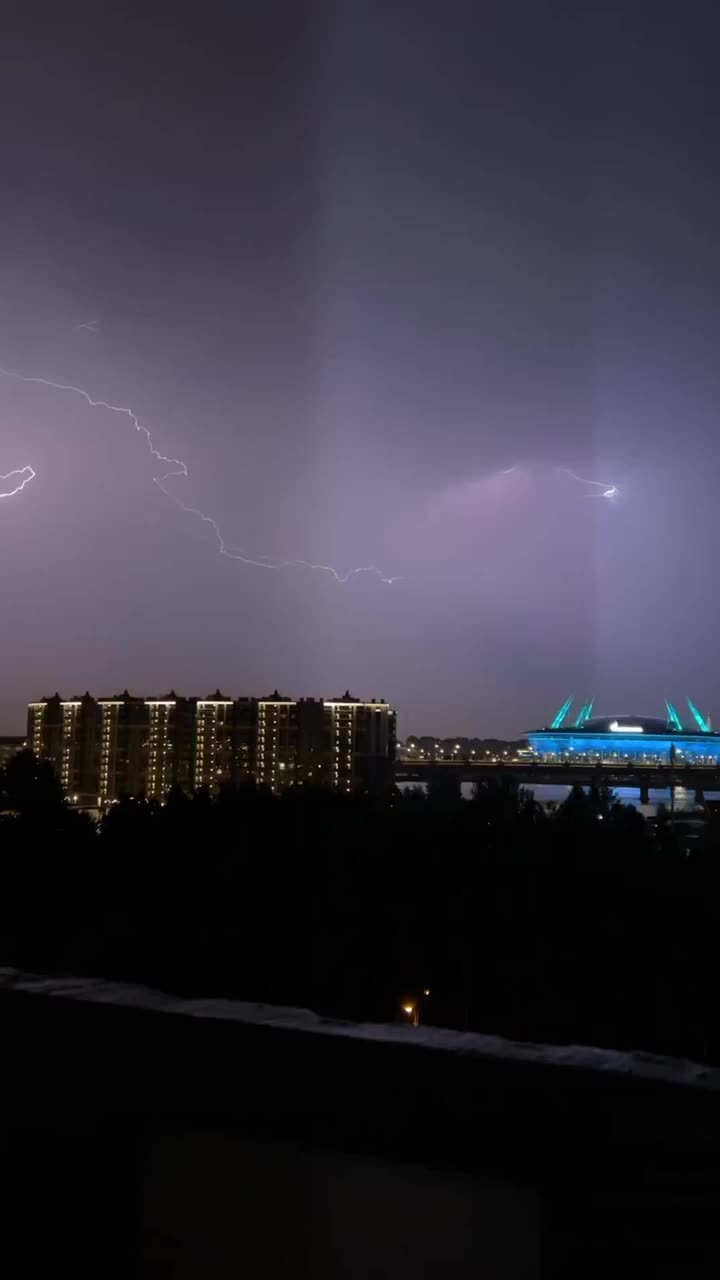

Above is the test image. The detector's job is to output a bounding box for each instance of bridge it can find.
[393,758,720,805]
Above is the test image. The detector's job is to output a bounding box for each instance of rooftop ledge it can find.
[4,965,720,1276]
[2,966,718,1094]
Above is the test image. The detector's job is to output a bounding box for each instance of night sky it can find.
[3,1,720,737]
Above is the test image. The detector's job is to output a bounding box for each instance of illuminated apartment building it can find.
[194,692,235,791]
[296,697,334,786]
[98,692,149,803]
[256,692,396,792]
[27,694,64,771]
[145,693,196,799]
[255,692,298,789]
[324,693,397,791]
[233,696,257,782]
[255,694,341,790]
[194,693,258,792]
[27,688,397,801]
[26,692,99,804]
[60,693,100,803]
[146,698,174,800]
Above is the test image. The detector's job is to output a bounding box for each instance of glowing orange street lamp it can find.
[401,989,431,1027]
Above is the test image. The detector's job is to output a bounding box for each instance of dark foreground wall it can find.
[2,978,720,1277]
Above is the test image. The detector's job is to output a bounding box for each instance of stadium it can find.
[528,697,720,764]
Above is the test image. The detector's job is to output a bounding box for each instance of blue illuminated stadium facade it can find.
[529,697,720,764]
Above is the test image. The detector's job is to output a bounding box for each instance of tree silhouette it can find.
[0,755,719,1064]
[1,749,66,815]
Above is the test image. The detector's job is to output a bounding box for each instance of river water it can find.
[398,782,719,816]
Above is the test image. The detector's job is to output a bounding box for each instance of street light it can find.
[401,989,431,1027]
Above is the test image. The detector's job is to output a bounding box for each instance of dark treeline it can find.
[2,750,720,1063]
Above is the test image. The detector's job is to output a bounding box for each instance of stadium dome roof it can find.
[581,715,675,734]
[537,696,716,736]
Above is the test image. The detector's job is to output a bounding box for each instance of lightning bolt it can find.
[0,368,399,584]
[73,320,99,334]
[0,465,36,498]
[495,464,621,500]
[558,468,621,501]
